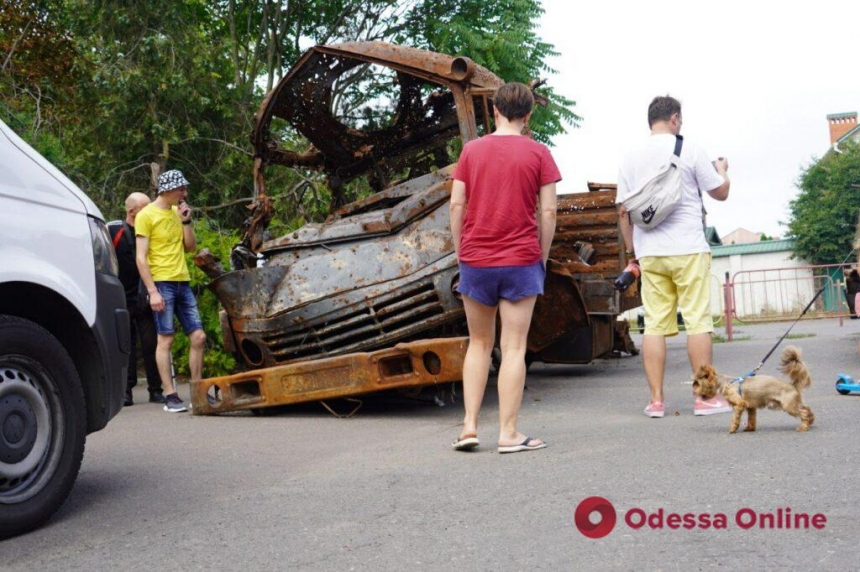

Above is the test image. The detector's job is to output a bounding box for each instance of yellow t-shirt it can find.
[135,204,190,281]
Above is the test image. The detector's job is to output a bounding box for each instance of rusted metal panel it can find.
[190,337,468,414]
[206,172,464,369]
[553,188,623,275]
[260,167,455,253]
[551,186,641,313]
[613,319,639,356]
[314,43,502,88]
[528,261,589,352]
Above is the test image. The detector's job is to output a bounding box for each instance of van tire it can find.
[0,315,86,539]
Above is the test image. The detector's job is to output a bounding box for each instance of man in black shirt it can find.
[109,192,164,405]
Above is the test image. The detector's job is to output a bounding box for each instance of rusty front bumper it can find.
[190,337,468,415]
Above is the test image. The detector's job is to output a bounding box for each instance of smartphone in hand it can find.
[178,200,191,220]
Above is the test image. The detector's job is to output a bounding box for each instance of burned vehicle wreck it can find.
[191,42,639,414]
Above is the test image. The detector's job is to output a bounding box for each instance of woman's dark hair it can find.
[648,95,682,127]
[493,82,534,121]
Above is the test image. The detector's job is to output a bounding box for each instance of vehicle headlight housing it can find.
[89,217,119,276]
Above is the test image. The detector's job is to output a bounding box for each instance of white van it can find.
[0,118,129,538]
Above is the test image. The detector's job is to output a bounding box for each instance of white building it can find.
[722,227,762,245]
[622,239,820,327]
[711,239,817,319]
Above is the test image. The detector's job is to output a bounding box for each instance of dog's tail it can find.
[780,345,811,392]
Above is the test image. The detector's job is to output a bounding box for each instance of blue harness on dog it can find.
[728,372,755,397]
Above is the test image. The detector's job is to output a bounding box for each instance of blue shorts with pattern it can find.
[152,281,204,335]
[456,261,545,307]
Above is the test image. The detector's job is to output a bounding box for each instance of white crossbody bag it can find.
[623,135,684,229]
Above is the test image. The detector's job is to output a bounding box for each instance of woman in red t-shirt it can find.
[449,82,561,453]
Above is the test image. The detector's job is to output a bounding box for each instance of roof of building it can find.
[827,111,857,120]
[838,123,860,144]
[711,238,795,258]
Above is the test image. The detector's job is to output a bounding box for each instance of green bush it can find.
[171,218,239,379]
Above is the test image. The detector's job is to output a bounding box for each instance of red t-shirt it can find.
[453,134,561,267]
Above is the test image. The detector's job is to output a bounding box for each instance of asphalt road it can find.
[3,319,860,570]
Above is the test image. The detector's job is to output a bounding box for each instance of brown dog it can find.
[692,346,814,433]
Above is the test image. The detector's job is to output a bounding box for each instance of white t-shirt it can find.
[616,134,726,257]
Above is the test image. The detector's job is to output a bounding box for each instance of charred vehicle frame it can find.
[191,42,639,414]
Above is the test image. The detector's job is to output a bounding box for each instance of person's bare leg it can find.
[687,332,712,373]
[461,296,497,439]
[188,329,206,381]
[642,334,666,403]
[156,334,175,395]
[497,296,539,447]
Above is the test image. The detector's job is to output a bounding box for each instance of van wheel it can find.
[0,316,86,539]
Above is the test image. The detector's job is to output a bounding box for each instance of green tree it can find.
[61,0,249,218]
[787,142,860,264]
[0,0,81,162]
[405,0,579,144]
[4,0,577,225]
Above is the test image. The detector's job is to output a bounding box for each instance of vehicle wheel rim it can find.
[0,358,63,504]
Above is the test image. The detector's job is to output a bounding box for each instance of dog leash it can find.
[746,248,857,377]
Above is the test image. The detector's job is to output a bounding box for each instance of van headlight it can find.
[89,217,119,276]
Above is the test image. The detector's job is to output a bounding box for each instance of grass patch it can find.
[785,333,816,340]
[713,334,751,343]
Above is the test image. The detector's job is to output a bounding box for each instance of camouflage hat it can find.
[157,170,189,193]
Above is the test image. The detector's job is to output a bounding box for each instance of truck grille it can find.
[262,282,446,362]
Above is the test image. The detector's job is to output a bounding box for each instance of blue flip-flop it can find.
[452,435,480,451]
[498,436,547,454]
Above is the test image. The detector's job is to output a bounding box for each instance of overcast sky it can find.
[538,0,860,237]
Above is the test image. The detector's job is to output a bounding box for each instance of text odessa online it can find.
[624,507,827,530]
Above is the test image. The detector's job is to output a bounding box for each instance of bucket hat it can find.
[157,170,189,193]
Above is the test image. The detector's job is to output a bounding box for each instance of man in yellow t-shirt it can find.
[136,170,205,413]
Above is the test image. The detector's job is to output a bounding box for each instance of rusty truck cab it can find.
[191,42,638,414]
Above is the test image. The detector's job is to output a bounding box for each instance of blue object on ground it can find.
[835,373,860,395]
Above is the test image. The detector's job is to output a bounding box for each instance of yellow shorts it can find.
[640,253,713,336]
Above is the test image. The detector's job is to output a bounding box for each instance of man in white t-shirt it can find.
[616,95,731,419]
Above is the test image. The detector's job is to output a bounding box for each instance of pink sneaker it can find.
[694,395,732,416]
[644,401,665,418]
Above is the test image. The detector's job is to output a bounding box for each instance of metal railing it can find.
[722,263,855,340]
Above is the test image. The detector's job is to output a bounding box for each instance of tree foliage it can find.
[3,1,576,223]
[0,0,80,162]
[405,0,579,144]
[787,142,860,264]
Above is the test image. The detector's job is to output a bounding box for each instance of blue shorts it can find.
[152,281,204,335]
[456,261,546,307]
